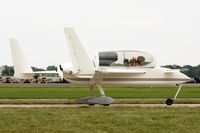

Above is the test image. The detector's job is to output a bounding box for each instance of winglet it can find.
[9,38,33,79]
[64,27,94,75]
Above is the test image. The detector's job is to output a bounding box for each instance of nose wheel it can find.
[166,98,174,105]
[88,104,95,106]
[102,104,110,106]
[166,85,182,106]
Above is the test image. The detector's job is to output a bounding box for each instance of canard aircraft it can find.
[9,27,190,106]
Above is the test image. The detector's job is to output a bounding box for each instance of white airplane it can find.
[9,27,190,106]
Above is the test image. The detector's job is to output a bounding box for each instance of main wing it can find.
[97,68,146,74]
[164,69,180,74]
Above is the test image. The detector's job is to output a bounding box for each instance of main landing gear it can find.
[76,83,114,106]
[166,85,182,106]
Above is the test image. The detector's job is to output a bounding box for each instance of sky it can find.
[0,0,200,68]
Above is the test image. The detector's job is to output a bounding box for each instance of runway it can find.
[0,83,200,87]
[0,104,200,108]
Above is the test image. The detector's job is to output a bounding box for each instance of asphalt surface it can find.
[0,83,74,87]
[0,83,200,87]
[0,104,200,108]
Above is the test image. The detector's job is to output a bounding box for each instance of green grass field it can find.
[0,86,200,104]
[0,107,199,133]
[0,86,200,133]
[0,86,199,98]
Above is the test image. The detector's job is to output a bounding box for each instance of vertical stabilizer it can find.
[64,28,94,75]
[9,38,33,79]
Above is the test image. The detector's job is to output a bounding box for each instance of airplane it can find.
[9,27,190,106]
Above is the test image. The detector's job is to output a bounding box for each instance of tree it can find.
[1,65,14,76]
[31,67,45,72]
[162,64,200,78]
[46,65,57,71]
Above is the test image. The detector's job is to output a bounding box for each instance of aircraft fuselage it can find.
[62,67,190,86]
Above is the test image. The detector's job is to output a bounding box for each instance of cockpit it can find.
[94,50,156,68]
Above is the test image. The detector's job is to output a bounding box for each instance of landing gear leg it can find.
[76,83,114,106]
[96,83,105,97]
[89,85,94,98]
[88,85,95,106]
[166,85,182,106]
[96,83,111,106]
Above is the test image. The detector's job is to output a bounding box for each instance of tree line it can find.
[162,64,200,79]
[1,65,57,76]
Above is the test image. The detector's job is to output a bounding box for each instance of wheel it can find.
[166,98,174,106]
[88,104,95,106]
[102,104,110,106]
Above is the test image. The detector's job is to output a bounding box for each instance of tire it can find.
[166,98,174,106]
[88,104,95,106]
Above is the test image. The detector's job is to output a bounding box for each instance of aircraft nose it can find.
[181,73,191,82]
[185,76,191,81]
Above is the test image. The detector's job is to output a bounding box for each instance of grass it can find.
[0,86,199,99]
[0,98,200,104]
[0,107,199,133]
[0,86,199,133]
[0,86,199,104]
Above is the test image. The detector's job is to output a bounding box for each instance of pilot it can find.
[123,59,129,66]
[130,56,137,65]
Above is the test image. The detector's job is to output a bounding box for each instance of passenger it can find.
[130,56,137,66]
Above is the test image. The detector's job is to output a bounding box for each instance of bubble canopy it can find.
[96,50,156,68]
